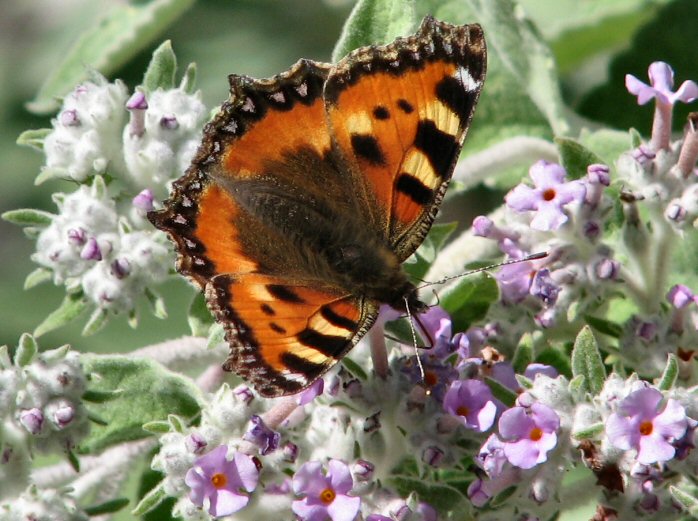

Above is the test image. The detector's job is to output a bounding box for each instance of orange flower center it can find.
[542,188,556,201]
[320,488,336,504]
[639,421,653,436]
[529,427,543,441]
[456,406,470,417]
[210,472,228,489]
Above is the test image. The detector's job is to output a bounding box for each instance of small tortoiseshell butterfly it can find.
[149,16,487,397]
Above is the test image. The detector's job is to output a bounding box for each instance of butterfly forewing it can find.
[324,17,486,261]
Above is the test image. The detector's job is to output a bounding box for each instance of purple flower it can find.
[474,434,508,478]
[292,459,361,521]
[505,161,586,231]
[467,467,521,507]
[524,363,558,381]
[243,415,280,455]
[606,387,688,464]
[185,432,208,454]
[444,380,497,432]
[132,188,154,213]
[19,408,44,435]
[184,445,259,517]
[667,284,696,309]
[80,237,102,261]
[499,403,560,469]
[298,378,324,405]
[530,269,559,305]
[495,261,535,304]
[401,353,459,402]
[626,62,698,106]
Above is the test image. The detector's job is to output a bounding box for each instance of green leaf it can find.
[15,334,38,367]
[27,0,195,114]
[584,314,623,339]
[206,323,225,351]
[464,0,571,135]
[34,293,88,338]
[80,354,202,453]
[84,498,130,516]
[82,389,124,404]
[572,422,605,440]
[180,62,197,94]
[389,473,468,514]
[168,414,186,434]
[142,40,177,92]
[657,354,679,391]
[485,376,517,407]
[669,486,698,517]
[332,0,416,62]
[2,208,54,226]
[571,326,606,395]
[82,308,109,337]
[511,333,534,374]
[555,137,604,180]
[188,293,213,338]
[341,357,368,381]
[568,374,586,395]
[35,167,68,186]
[404,222,458,280]
[24,268,52,290]
[132,481,167,517]
[68,450,80,472]
[145,288,167,319]
[16,128,52,151]
[439,273,498,332]
[142,420,171,434]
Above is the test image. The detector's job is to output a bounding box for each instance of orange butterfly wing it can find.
[325,17,486,259]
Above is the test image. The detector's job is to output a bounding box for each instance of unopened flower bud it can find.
[352,459,375,481]
[20,408,44,435]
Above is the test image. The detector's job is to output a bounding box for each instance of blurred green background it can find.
[2,0,697,356]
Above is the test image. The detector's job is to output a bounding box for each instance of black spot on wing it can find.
[436,75,476,122]
[373,106,390,120]
[280,351,325,377]
[320,305,358,331]
[414,120,458,179]
[351,134,386,166]
[297,328,349,357]
[397,99,414,114]
[266,284,304,303]
[269,322,286,334]
[260,303,275,316]
[395,174,434,205]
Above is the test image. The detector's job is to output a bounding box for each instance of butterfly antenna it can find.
[418,251,548,290]
[403,295,426,384]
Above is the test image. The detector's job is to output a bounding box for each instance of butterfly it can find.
[149,16,486,397]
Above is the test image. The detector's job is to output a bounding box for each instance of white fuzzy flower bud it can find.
[43,80,128,182]
[1,485,89,521]
[123,88,207,194]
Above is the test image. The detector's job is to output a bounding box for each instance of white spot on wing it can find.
[454,66,481,93]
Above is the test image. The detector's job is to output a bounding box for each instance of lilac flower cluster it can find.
[9,52,208,321]
[0,335,88,504]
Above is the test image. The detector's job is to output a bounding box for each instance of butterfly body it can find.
[149,17,486,397]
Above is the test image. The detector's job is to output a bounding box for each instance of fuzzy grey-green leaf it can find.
[143,40,177,92]
[17,128,52,151]
[332,0,416,62]
[34,293,88,338]
[2,208,54,226]
[15,333,38,367]
[132,482,167,516]
[571,326,606,395]
[27,0,195,114]
[657,354,679,391]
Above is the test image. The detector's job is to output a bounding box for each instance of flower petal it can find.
[499,407,534,440]
[505,184,539,212]
[503,438,540,469]
[529,161,566,187]
[209,488,249,517]
[673,80,698,104]
[327,459,354,494]
[637,434,675,465]
[653,399,688,439]
[327,494,362,521]
[230,452,260,492]
[292,500,329,521]
[606,413,639,450]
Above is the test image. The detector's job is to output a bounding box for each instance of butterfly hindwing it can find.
[324,16,486,261]
[206,273,378,396]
